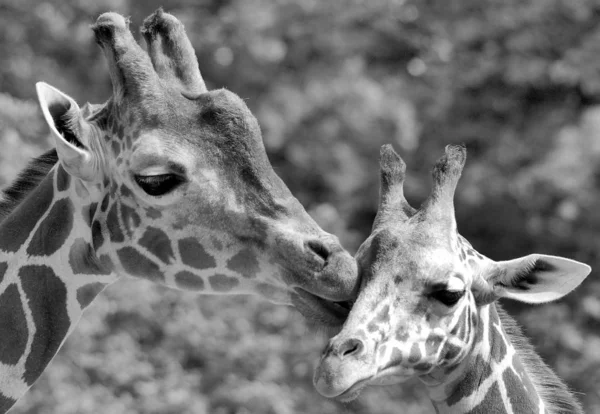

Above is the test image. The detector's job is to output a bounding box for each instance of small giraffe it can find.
[314,145,591,413]
[0,10,358,413]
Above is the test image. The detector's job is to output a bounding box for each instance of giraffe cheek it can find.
[174,271,205,291]
[178,238,216,270]
[226,248,260,278]
[208,274,240,292]
[138,227,174,264]
[117,246,165,283]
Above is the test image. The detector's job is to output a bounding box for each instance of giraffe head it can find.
[33,10,358,326]
[314,145,591,400]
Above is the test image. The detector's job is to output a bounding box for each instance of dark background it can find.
[1,0,599,413]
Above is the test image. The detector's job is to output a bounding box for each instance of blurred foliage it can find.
[1,0,600,412]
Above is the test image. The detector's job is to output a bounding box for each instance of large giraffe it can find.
[0,10,359,413]
[314,145,591,413]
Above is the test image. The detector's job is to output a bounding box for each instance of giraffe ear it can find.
[36,82,99,181]
[476,254,591,304]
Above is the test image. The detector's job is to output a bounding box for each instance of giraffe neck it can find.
[423,305,545,414]
[0,164,116,412]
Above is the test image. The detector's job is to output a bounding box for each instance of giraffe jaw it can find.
[291,288,352,328]
[314,357,414,401]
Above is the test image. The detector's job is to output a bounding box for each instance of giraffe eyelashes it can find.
[134,173,186,196]
[430,289,465,307]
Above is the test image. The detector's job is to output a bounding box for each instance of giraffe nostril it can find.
[306,240,331,264]
[337,338,364,359]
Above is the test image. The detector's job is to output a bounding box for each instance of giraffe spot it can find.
[446,354,493,406]
[121,204,141,237]
[443,342,462,362]
[408,343,421,364]
[0,174,54,253]
[111,141,120,157]
[100,194,110,212]
[98,254,114,271]
[179,238,216,269]
[117,125,125,140]
[69,238,111,275]
[145,207,162,219]
[106,203,124,242]
[511,354,537,397]
[468,381,503,414]
[489,306,501,326]
[209,273,239,292]
[0,262,7,284]
[0,284,28,365]
[76,282,106,309]
[117,247,165,283]
[56,165,70,192]
[502,364,538,412]
[373,304,390,324]
[116,158,123,167]
[27,199,74,257]
[126,134,133,150]
[20,265,70,386]
[389,347,402,366]
[226,248,259,278]
[139,227,174,264]
[450,306,467,337]
[0,394,17,413]
[84,203,97,227]
[175,271,205,291]
[489,326,507,364]
[396,327,409,342]
[414,361,432,372]
[367,320,379,333]
[425,334,443,355]
[92,220,104,252]
[120,184,133,199]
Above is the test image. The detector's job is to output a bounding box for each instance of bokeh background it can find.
[1,0,600,413]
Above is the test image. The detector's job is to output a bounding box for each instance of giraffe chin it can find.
[315,361,414,402]
[291,288,352,328]
[332,377,372,402]
[333,372,412,402]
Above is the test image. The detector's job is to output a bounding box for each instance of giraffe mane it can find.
[496,303,583,414]
[0,149,58,222]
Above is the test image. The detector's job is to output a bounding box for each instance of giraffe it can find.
[0,10,359,413]
[313,145,591,413]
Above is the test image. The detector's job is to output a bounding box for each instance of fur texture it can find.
[0,149,58,222]
[496,304,583,414]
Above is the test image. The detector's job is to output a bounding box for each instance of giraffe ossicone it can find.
[0,9,359,413]
[314,144,591,413]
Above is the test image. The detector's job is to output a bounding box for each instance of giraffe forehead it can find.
[128,133,196,172]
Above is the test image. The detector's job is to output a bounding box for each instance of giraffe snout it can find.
[326,337,366,360]
[305,239,332,267]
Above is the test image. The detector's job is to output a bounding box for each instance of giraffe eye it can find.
[135,174,186,196]
[431,289,465,307]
